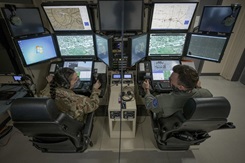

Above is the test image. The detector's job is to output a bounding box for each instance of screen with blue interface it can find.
[130,33,147,66]
[198,6,241,33]
[56,34,95,57]
[148,33,186,56]
[185,33,228,62]
[16,35,57,66]
[151,60,179,81]
[151,2,197,31]
[42,5,92,31]
[63,61,93,81]
[95,34,110,66]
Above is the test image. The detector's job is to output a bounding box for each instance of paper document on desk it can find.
[94,62,106,74]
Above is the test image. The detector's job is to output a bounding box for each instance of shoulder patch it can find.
[152,98,158,108]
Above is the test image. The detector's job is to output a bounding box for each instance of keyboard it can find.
[0,91,16,100]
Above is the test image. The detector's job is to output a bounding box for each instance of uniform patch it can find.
[152,98,158,108]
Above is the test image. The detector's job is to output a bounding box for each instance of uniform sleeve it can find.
[76,88,101,114]
[144,93,160,113]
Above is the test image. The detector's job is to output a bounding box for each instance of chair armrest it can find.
[83,112,95,137]
[218,122,236,129]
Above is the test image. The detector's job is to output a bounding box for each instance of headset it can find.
[5,4,22,26]
[223,3,241,27]
[56,68,71,89]
[121,86,134,102]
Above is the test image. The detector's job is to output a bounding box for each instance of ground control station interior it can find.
[0,0,245,162]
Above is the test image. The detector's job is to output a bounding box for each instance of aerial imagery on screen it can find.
[56,35,95,56]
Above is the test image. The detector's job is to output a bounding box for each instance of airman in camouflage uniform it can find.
[40,68,101,122]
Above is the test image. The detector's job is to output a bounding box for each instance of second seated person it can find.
[40,67,101,122]
[142,64,213,118]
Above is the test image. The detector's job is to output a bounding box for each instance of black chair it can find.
[10,97,94,153]
[150,96,235,151]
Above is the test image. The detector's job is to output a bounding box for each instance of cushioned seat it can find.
[150,96,235,150]
[10,97,94,153]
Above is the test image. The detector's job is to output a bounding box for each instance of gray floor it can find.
[0,76,245,163]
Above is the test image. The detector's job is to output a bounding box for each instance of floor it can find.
[0,76,245,163]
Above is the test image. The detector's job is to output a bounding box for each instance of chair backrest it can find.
[10,97,84,137]
[180,96,231,132]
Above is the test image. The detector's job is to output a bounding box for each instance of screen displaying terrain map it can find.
[151,60,179,81]
[185,33,228,62]
[148,33,186,56]
[56,34,95,57]
[43,5,92,31]
[151,2,197,30]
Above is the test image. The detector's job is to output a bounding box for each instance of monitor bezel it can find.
[150,59,181,82]
[41,2,94,32]
[149,2,198,32]
[94,33,113,68]
[98,0,144,32]
[1,7,45,38]
[128,33,148,67]
[183,32,229,63]
[15,34,59,67]
[54,32,96,59]
[62,59,94,82]
[147,32,187,58]
[198,5,242,34]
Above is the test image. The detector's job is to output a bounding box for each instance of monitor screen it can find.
[56,34,95,57]
[63,60,93,81]
[150,2,197,31]
[148,33,186,56]
[16,35,58,66]
[129,33,147,67]
[151,60,180,81]
[95,34,112,67]
[1,7,45,37]
[185,33,228,62]
[112,74,121,79]
[42,4,92,31]
[98,0,143,31]
[198,5,241,33]
[124,74,132,79]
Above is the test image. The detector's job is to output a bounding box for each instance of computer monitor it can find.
[95,34,112,67]
[198,5,241,34]
[55,33,95,57]
[151,60,180,81]
[15,34,58,67]
[63,60,93,82]
[148,33,187,57]
[150,2,198,31]
[184,33,229,62]
[42,3,93,31]
[128,33,147,67]
[1,7,45,37]
[98,0,143,31]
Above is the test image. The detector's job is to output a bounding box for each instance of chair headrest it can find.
[10,97,60,122]
[183,97,231,120]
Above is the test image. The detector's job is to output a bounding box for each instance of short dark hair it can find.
[173,65,199,90]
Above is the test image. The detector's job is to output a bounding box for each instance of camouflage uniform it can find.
[40,84,101,122]
[144,88,213,118]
